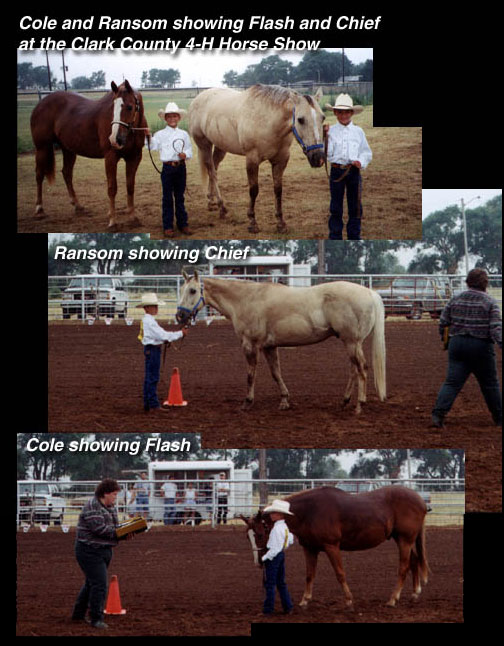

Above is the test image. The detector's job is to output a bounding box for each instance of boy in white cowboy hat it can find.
[323,93,372,240]
[146,103,193,239]
[261,500,294,615]
[136,293,188,412]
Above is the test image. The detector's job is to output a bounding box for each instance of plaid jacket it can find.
[440,289,502,348]
[76,496,119,547]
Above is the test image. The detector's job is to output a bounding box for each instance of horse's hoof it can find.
[344,604,355,613]
[108,223,120,232]
[248,224,260,234]
[128,216,142,227]
[241,399,254,411]
[385,600,397,608]
[219,208,228,219]
[74,204,85,214]
[35,206,46,218]
[276,223,288,234]
[279,401,290,411]
[342,398,351,409]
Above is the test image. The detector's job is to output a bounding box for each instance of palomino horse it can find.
[176,272,386,414]
[30,80,147,230]
[242,486,429,609]
[188,84,326,234]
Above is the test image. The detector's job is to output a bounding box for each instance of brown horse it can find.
[188,84,325,234]
[176,272,386,414]
[242,486,429,609]
[30,80,147,230]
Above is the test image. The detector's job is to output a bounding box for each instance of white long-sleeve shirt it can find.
[261,519,294,562]
[141,313,184,346]
[327,121,372,169]
[147,126,193,163]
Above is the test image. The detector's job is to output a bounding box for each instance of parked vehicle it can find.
[61,275,128,319]
[17,482,65,525]
[374,276,458,319]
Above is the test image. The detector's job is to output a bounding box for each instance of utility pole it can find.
[317,240,325,275]
[61,51,68,90]
[460,196,480,275]
[45,51,52,91]
[258,449,268,507]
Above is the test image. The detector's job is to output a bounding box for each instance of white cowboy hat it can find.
[136,293,165,308]
[158,102,187,119]
[263,500,294,515]
[325,93,363,114]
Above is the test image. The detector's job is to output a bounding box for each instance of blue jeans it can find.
[163,498,176,525]
[328,165,362,240]
[263,552,293,614]
[161,164,188,231]
[433,335,502,422]
[143,344,161,411]
[72,541,113,624]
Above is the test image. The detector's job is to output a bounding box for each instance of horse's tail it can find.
[35,144,56,185]
[415,521,430,585]
[371,290,387,401]
[198,146,209,186]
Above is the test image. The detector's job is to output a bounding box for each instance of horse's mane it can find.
[248,84,295,107]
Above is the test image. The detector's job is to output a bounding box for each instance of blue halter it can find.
[177,283,205,321]
[291,108,325,155]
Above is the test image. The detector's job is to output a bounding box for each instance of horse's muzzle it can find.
[175,309,189,325]
[307,149,325,168]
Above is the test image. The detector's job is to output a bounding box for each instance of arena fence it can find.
[48,274,502,322]
[17,478,464,530]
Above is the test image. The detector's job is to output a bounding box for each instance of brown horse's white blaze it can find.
[188,84,326,234]
[176,272,386,414]
[242,486,429,611]
[30,80,146,231]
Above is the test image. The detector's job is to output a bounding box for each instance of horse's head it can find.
[109,80,142,149]
[240,512,273,568]
[176,270,206,325]
[292,88,326,169]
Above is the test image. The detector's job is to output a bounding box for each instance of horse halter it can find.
[111,95,142,132]
[291,107,325,155]
[177,282,206,322]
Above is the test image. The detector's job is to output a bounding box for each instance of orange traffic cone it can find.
[162,367,188,407]
[104,575,126,615]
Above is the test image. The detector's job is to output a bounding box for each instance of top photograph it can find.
[17,47,421,240]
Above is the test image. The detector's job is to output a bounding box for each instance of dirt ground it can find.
[16,525,462,636]
[17,124,421,239]
[48,320,501,512]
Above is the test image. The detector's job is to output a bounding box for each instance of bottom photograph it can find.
[16,434,465,635]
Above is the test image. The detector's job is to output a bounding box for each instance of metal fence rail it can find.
[48,274,502,322]
[17,478,465,529]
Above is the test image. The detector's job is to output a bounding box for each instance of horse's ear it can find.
[194,269,199,281]
[182,270,190,282]
[124,79,133,93]
[314,87,323,102]
[238,514,251,527]
[111,81,118,93]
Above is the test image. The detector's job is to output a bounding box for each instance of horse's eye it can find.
[322,115,326,122]
[126,105,133,112]
[190,288,197,295]
[298,117,305,125]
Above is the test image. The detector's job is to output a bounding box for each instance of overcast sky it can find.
[18,48,372,88]
[422,189,501,220]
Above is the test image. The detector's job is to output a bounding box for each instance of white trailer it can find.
[146,460,253,525]
[208,255,311,287]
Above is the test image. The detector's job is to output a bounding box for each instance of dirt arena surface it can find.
[48,320,501,512]
[16,525,462,636]
[17,123,421,240]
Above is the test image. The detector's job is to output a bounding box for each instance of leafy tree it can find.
[466,194,502,273]
[223,70,240,87]
[17,62,57,89]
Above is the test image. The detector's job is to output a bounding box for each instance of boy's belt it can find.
[163,160,185,167]
[331,163,352,169]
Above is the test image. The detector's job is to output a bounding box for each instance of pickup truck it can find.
[17,481,66,525]
[61,275,128,319]
[374,276,458,320]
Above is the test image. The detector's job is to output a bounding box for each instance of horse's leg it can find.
[342,371,356,408]
[299,547,319,607]
[198,140,227,217]
[242,342,258,410]
[245,156,260,233]
[125,154,142,227]
[386,536,414,607]
[324,543,354,610]
[409,549,422,601]
[262,346,290,410]
[61,147,83,213]
[34,146,54,217]
[104,153,119,231]
[343,341,368,414]
[270,157,289,233]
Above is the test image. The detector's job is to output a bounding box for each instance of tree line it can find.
[18,434,463,481]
